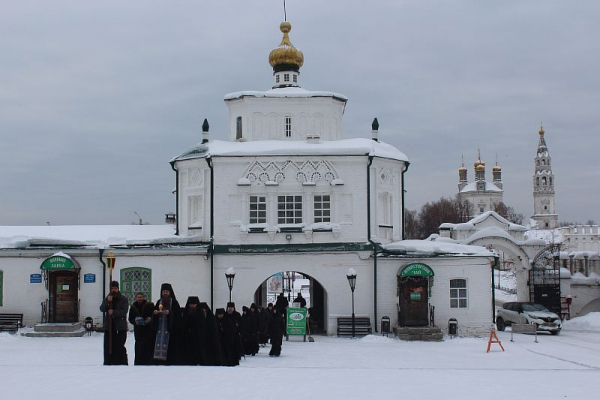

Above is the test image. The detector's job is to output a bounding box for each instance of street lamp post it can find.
[346,268,357,338]
[225,267,236,303]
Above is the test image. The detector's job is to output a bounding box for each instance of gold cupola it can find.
[539,125,545,136]
[269,22,304,73]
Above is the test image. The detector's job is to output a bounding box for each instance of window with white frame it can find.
[284,73,290,82]
[276,75,280,83]
[249,196,267,224]
[314,195,331,223]
[285,116,292,137]
[278,195,302,224]
[293,74,297,83]
[450,279,467,308]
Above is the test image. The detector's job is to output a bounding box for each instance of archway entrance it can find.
[398,263,434,326]
[254,271,327,334]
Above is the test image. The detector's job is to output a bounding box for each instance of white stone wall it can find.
[225,96,346,142]
[379,257,494,336]
[0,250,209,327]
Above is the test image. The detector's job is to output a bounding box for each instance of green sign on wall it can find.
[286,307,307,336]
[40,256,76,271]
[400,263,434,277]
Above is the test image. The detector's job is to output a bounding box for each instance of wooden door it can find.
[49,272,78,322]
[399,277,429,326]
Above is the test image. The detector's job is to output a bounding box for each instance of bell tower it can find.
[532,125,558,229]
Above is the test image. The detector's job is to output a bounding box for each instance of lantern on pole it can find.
[107,251,116,283]
[225,267,236,303]
[346,268,357,338]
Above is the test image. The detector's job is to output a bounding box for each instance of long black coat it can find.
[153,297,182,365]
[182,308,204,365]
[198,304,223,366]
[128,299,155,365]
[217,315,239,366]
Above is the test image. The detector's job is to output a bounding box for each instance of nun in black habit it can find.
[182,296,204,365]
[198,302,223,366]
[215,308,239,366]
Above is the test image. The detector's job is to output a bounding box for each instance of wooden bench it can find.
[337,317,372,337]
[0,313,24,333]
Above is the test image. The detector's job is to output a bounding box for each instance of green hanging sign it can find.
[286,307,307,336]
[40,256,76,271]
[400,263,434,277]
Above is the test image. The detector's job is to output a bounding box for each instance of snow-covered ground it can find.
[2,315,600,400]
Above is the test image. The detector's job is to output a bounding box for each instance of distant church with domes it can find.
[457,152,504,218]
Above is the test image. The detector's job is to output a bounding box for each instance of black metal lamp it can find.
[225,267,236,303]
[347,268,357,338]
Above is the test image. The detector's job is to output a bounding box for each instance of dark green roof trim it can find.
[214,242,373,254]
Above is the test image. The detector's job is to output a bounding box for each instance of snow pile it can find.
[0,225,191,249]
[564,312,600,330]
[384,240,494,256]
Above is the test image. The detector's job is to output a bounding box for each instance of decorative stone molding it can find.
[241,160,339,186]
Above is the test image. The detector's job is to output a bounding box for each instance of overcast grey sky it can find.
[1,1,598,226]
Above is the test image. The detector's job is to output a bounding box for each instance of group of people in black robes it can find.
[102,281,289,366]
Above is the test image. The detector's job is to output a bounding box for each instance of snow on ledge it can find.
[383,240,494,256]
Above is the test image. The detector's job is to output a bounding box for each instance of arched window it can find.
[542,177,547,186]
[236,117,243,140]
[120,267,152,305]
[536,177,539,186]
[541,159,546,166]
[549,177,552,186]
[450,279,467,308]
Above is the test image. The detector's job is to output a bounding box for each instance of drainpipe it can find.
[206,156,214,310]
[401,162,410,240]
[99,249,106,328]
[492,255,498,325]
[367,155,378,332]
[169,161,180,236]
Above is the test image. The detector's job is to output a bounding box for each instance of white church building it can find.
[0,22,497,337]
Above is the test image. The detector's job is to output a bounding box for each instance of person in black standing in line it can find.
[128,292,154,365]
[275,292,289,336]
[225,302,243,360]
[153,283,182,365]
[100,281,129,365]
[269,305,284,357]
[215,308,239,366]
[182,296,203,365]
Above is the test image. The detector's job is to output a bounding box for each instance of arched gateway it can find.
[253,271,327,334]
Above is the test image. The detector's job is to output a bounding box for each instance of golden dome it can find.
[539,126,545,135]
[493,166,502,172]
[269,22,304,72]
[474,159,485,168]
[476,164,485,172]
[459,166,467,172]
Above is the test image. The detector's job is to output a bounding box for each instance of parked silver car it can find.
[496,302,562,335]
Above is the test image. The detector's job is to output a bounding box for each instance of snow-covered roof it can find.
[0,225,201,249]
[440,211,527,233]
[383,239,494,256]
[172,138,409,163]
[224,86,348,102]
[459,181,503,193]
